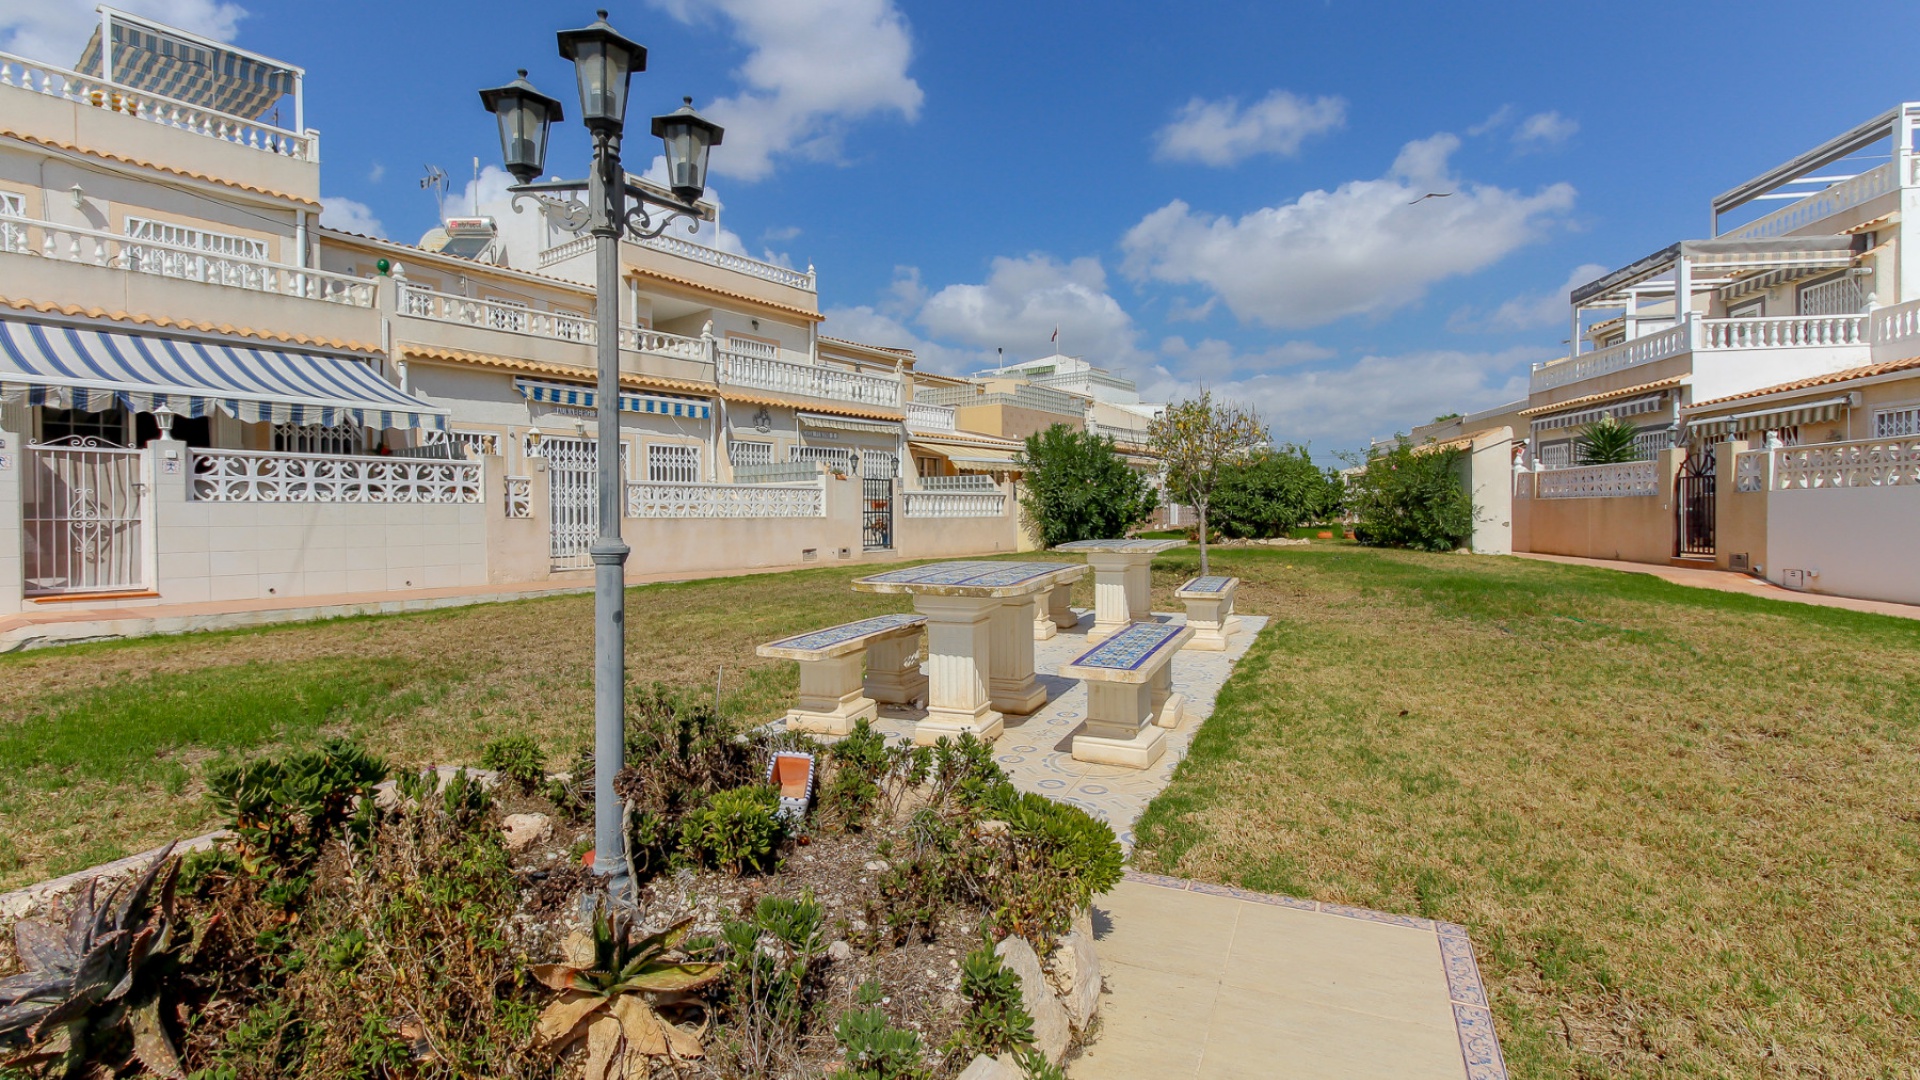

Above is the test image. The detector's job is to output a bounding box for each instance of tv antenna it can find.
[420,165,448,223]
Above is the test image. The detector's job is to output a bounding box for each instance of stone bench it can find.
[1060,620,1192,768]
[1033,579,1081,640]
[1175,575,1241,651]
[757,613,928,735]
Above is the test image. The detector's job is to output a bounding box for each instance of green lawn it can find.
[2,546,1917,1076]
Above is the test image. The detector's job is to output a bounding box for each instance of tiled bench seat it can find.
[1060,620,1192,768]
[757,613,927,735]
[1175,575,1241,651]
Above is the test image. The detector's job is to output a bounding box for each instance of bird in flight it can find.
[1408,191,1454,205]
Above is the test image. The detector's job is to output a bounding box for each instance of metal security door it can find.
[1675,447,1716,558]
[862,476,893,551]
[543,436,597,571]
[23,437,146,594]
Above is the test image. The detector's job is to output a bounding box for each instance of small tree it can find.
[1148,392,1269,575]
[1211,445,1345,539]
[1018,424,1158,547]
[1577,415,1642,465]
[1346,438,1473,552]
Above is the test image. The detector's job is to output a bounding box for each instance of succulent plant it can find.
[532,903,724,1080]
[0,843,186,1079]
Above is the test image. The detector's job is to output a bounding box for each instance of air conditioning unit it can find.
[802,548,818,562]
[1729,552,1750,572]
[1781,568,1809,591]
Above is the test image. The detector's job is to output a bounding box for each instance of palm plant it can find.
[532,903,724,1078]
[1577,415,1643,465]
[0,843,187,1079]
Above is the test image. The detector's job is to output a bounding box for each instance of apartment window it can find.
[0,191,24,255]
[38,406,129,446]
[1874,406,1920,439]
[1799,275,1865,317]
[1537,442,1571,469]
[445,429,502,457]
[914,454,942,479]
[1630,429,1672,459]
[274,422,365,456]
[729,439,773,467]
[486,296,529,333]
[125,216,268,260]
[1727,297,1765,320]
[791,445,856,474]
[862,450,898,478]
[647,442,702,483]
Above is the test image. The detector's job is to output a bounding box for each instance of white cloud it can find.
[1514,110,1578,149]
[1153,90,1346,167]
[1448,262,1607,334]
[366,162,386,184]
[917,253,1143,364]
[318,196,385,238]
[762,224,802,242]
[649,0,923,182]
[441,163,516,221]
[1120,132,1576,330]
[1466,105,1515,138]
[1,0,244,63]
[1157,336,1335,381]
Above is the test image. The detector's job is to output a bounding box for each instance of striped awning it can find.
[77,20,295,121]
[514,377,711,419]
[798,412,899,435]
[1690,396,1851,439]
[0,320,446,430]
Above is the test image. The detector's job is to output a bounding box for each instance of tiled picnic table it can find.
[1051,538,1185,641]
[851,560,1084,744]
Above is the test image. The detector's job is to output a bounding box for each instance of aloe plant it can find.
[532,903,723,1078]
[0,844,188,1079]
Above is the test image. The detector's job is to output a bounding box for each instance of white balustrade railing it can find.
[1534,461,1660,499]
[903,490,1007,518]
[0,52,316,161]
[1723,163,1897,240]
[918,474,998,491]
[906,401,956,432]
[505,476,532,517]
[1872,297,1920,362]
[1735,450,1768,493]
[717,349,903,408]
[191,448,481,503]
[1700,314,1867,350]
[914,382,1089,416]
[1,214,372,306]
[1087,418,1153,446]
[1531,323,1692,393]
[537,236,594,267]
[1774,437,1920,489]
[625,479,824,518]
[397,283,591,342]
[634,234,815,291]
[619,325,710,362]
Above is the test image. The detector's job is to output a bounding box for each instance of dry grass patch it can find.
[1134,545,1920,1080]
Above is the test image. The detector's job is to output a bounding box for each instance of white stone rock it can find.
[500,813,552,852]
[828,939,854,962]
[996,936,1071,1066]
[1047,927,1101,1030]
[956,1054,1021,1080]
[863,859,890,872]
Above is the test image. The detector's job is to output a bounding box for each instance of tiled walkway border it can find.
[1123,871,1509,1080]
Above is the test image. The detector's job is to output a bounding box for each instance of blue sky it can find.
[8,1,1920,456]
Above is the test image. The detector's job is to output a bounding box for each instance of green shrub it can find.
[1347,439,1474,552]
[1210,445,1345,539]
[478,735,545,793]
[678,784,785,874]
[945,942,1036,1060]
[204,737,387,878]
[974,782,1124,940]
[1577,414,1643,465]
[604,685,763,876]
[1018,424,1158,547]
[835,1007,928,1080]
[1015,1047,1068,1080]
[720,891,824,1030]
[932,733,1005,807]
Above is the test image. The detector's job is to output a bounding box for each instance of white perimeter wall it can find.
[1767,484,1920,605]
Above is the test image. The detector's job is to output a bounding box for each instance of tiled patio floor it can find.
[866,609,1268,849]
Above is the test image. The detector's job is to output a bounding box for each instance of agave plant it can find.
[0,843,186,1079]
[532,903,723,1080]
[1577,415,1643,465]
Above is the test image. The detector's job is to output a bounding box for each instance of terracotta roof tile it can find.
[396,342,715,396]
[0,295,380,353]
[1688,356,1920,411]
[624,265,824,322]
[1519,376,1683,417]
[0,129,320,208]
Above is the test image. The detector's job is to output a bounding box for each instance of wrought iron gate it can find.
[542,436,598,571]
[862,476,893,551]
[23,436,146,594]
[1675,447,1716,558]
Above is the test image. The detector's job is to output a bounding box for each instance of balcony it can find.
[717,348,902,410]
[914,382,1089,417]
[1721,161,1898,241]
[1087,418,1153,447]
[906,401,956,432]
[1530,315,1872,395]
[2,214,369,305]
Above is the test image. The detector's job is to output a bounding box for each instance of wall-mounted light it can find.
[69,185,85,209]
[526,426,544,456]
[751,318,759,331]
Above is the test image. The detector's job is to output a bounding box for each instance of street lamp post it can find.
[481,11,722,900]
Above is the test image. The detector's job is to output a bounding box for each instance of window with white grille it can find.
[447,430,502,457]
[0,192,23,254]
[1630,429,1672,459]
[1875,406,1920,438]
[274,422,365,456]
[486,297,529,333]
[791,445,856,473]
[862,451,898,478]
[647,442,702,483]
[125,217,268,260]
[725,335,779,360]
[1537,442,1571,469]
[1799,275,1865,317]
[729,440,773,467]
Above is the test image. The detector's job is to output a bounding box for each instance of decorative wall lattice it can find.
[191,449,481,503]
[1533,461,1659,499]
[624,481,823,519]
[1774,438,1920,489]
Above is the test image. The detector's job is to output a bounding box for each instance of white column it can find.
[914,593,1003,744]
[1673,255,1693,329]
[783,653,876,736]
[987,593,1046,714]
[0,421,22,615]
[1085,552,1135,642]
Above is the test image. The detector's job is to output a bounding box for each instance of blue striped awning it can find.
[77,20,294,122]
[0,320,447,431]
[514,377,712,420]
